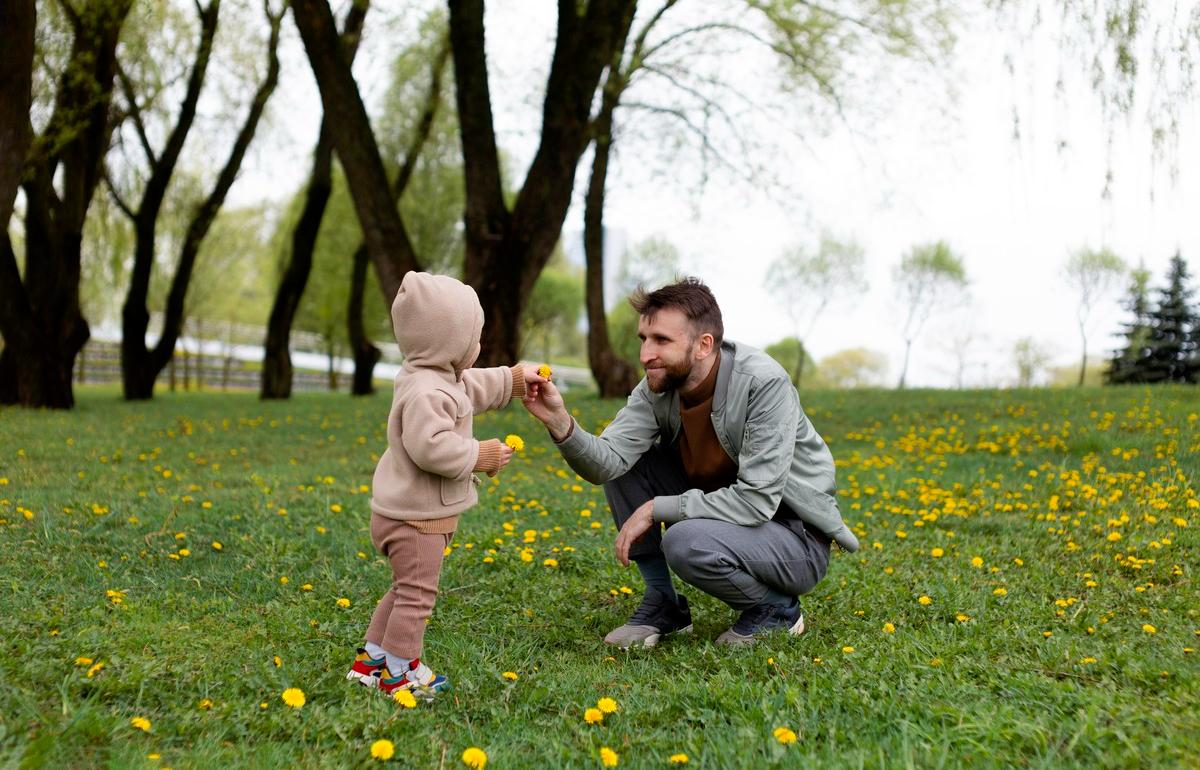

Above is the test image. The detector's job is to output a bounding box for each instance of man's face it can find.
[637,308,698,393]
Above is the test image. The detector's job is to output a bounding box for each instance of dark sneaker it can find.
[715,601,805,646]
[603,588,693,648]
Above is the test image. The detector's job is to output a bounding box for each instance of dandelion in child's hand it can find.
[371,740,395,760]
[537,364,552,379]
[462,747,488,769]
[504,435,525,451]
[281,688,305,708]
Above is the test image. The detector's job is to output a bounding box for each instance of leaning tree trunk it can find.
[347,244,380,396]
[0,0,131,408]
[262,123,334,399]
[262,4,366,399]
[583,96,639,397]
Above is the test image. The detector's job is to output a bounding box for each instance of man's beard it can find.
[645,357,693,393]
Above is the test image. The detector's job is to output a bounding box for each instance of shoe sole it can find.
[616,623,693,649]
[716,614,806,646]
[346,670,381,687]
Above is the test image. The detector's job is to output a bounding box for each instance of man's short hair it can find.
[629,277,724,346]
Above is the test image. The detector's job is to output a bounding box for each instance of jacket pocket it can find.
[440,476,470,506]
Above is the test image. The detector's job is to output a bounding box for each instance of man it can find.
[522,278,858,647]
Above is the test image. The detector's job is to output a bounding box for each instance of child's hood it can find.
[391,271,484,376]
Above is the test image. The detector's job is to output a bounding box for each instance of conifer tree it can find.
[1105,265,1154,384]
[1143,253,1199,384]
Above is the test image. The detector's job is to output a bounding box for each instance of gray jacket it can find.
[557,339,860,552]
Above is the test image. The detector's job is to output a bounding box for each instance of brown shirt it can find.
[678,352,738,493]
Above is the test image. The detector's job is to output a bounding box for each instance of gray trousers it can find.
[604,442,831,610]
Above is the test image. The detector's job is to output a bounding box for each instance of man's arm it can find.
[522,378,660,484]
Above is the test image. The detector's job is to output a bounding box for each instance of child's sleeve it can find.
[400,390,480,482]
[460,365,526,413]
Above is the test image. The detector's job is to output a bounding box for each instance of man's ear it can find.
[695,333,715,359]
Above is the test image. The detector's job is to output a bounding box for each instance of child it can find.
[345,271,546,699]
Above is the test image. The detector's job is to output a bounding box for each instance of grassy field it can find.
[0,385,1197,768]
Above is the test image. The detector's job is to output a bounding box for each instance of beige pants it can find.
[365,514,452,659]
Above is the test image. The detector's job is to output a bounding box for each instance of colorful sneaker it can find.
[345,648,387,687]
[378,658,450,701]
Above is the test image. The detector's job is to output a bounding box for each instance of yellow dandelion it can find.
[970,556,983,568]
[211,541,222,551]
[536,364,552,379]
[1143,624,1157,634]
[597,697,618,714]
[302,584,313,592]
[599,747,619,767]
[462,747,488,769]
[502,671,518,681]
[669,754,689,765]
[842,646,855,653]
[504,434,525,451]
[1080,657,1097,664]
[75,657,93,666]
[773,726,797,745]
[584,707,604,724]
[337,597,351,608]
[956,613,970,623]
[543,558,558,567]
[882,622,895,633]
[993,588,1008,596]
[281,688,306,708]
[86,661,105,677]
[930,547,944,558]
[393,689,417,708]
[130,716,151,732]
[371,740,395,761]
[1107,531,1122,542]
[198,698,213,710]
[918,595,932,606]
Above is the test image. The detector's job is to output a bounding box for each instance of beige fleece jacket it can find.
[370,272,526,533]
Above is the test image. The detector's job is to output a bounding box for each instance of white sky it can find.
[232,1,1200,388]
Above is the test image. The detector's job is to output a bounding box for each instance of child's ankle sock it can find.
[385,652,414,677]
[364,641,388,662]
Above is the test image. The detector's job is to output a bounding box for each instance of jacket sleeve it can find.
[460,365,523,413]
[555,381,661,484]
[399,389,479,482]
[653,375,798,526]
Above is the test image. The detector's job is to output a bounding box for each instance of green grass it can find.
[1,385,1197,769]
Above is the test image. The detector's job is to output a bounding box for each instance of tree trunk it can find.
[347,244,380,396]
[898,338,913,389]
[1077,322,1087,387]
[262,4,366,400]
[583,95,639,397]
[0,0,35,227]
[0,0,131,408]
[453,0,637,366]
[290,0,419,306]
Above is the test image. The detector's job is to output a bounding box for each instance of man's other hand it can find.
[614,500,655,566]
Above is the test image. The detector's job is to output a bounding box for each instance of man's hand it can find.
[614,500,655,566]
[522,377,572,441]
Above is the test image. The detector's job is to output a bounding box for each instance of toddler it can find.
[345,271,545,699]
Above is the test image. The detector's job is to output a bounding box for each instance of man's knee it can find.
[661,520,726,578]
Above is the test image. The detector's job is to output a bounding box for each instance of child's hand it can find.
[494,444,515,473]
[523,363,550,390]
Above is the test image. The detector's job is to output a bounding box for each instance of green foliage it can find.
[810,347,889,389]
[1011,336,1053,388]
[1106,254,1199,385]
[765,232,867,339]
[614,236,682,299]
[0,387,1197,766]
[521,253,584,362]
[1105,265,1154,385]
[893,240,969,343]
[764,336,818,385]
